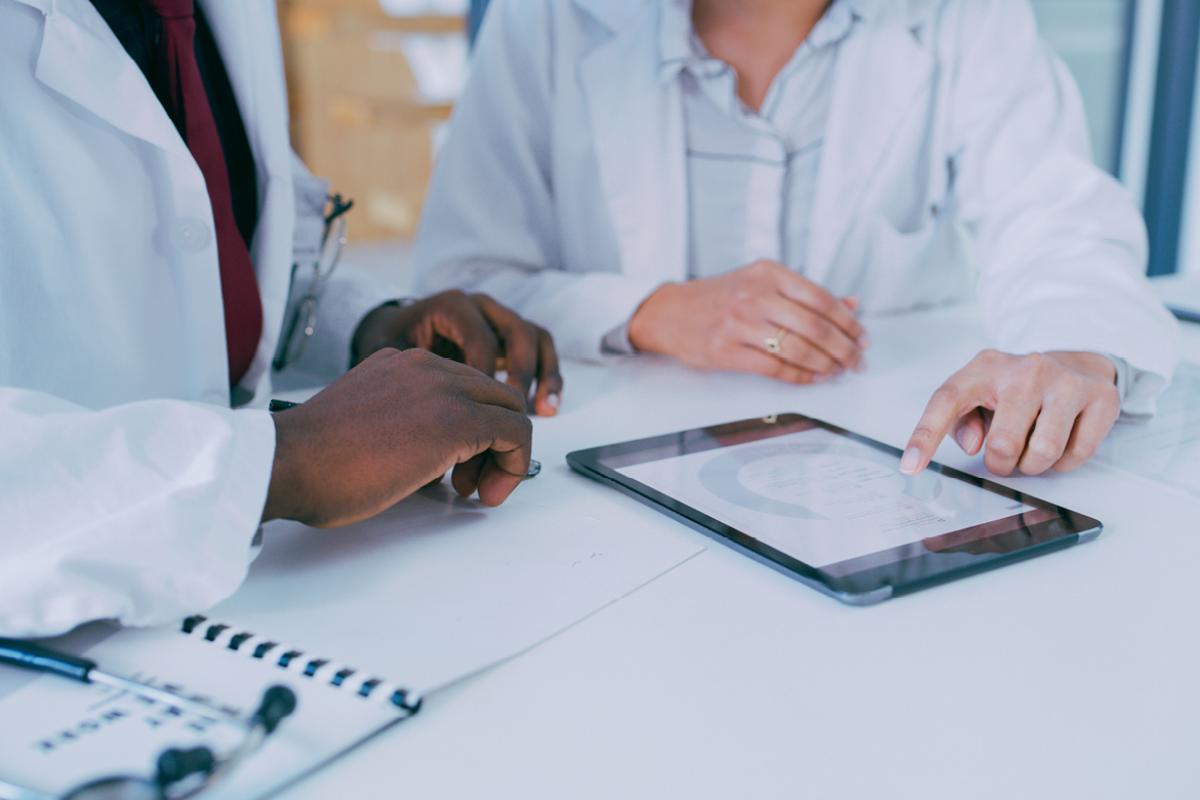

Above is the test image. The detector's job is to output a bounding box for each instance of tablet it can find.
[567,414,1101,605]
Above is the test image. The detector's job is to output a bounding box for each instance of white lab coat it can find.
[415,0,1180,405]
[0,0,386,636]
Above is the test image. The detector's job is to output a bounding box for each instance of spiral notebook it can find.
[0,620,407,800]
[0,487,705,799]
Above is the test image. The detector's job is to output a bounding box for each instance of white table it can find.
[280,303,1200,800]
[1153,272,1200,313]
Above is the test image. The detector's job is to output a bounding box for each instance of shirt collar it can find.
[658,0,697,82]
[658,0,856,84]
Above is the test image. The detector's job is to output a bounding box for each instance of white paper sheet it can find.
[205,485,703,697]
[1095,362,1200,498]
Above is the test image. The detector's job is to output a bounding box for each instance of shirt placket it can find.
[742,141,787,267]
[739,67,794,269]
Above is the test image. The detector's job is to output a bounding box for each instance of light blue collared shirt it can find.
[604,0,854,352]
[663,0,853,279]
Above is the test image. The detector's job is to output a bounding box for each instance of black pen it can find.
[268,399,542,479]
[0,638,243,721]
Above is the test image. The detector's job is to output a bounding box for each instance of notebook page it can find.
[0,626,399,799]
[205,483,704,695]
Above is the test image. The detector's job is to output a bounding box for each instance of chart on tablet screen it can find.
[619,429,1032,568]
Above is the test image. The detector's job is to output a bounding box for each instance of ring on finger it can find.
[764,327,789,355]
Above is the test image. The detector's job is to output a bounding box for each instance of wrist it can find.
[351,299,409,366]
[262,410,310,523]
[628,283,680,354]
[1048,351,1117,384]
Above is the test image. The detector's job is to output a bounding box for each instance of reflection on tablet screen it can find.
[618,428,1035,569]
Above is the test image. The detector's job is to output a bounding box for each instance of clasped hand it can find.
[629,260,868,383]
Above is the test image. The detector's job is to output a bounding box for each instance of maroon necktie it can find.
[148,0,263,386]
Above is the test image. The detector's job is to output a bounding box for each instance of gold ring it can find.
[764,328,788,355]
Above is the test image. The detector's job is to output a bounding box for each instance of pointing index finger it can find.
[901,377,984,475]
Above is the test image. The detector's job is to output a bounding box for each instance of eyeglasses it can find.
[273,193,354,372]
[0,638,296,800]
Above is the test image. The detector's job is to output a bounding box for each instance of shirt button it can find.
[172,217,213,253]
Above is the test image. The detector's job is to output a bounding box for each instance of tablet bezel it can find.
[566,414,1102,605]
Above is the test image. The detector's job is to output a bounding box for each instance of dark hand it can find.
[352,290,563,416]
[263,348,533,528]
[901,350,1120,477]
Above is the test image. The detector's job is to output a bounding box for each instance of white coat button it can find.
[172,217,213,253]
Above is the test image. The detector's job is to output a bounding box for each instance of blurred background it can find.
[278,0,1200,285]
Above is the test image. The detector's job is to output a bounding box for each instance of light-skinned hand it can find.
[627,260,868,384]
[901,350,1121,477]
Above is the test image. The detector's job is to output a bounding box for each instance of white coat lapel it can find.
[201,0,292,198]
[201,0,295,389]
[577,0,688,284]
[26,0,187,156]
[806,13,934,283]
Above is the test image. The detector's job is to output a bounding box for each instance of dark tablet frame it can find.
[566,414,1102,605]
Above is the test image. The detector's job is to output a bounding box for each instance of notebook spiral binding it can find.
[179,615,422,717]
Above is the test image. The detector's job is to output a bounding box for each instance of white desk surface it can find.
[1153,272,1200,310]
[277,303,1200,800]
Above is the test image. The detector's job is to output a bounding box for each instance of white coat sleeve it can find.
[0,389,275,638]
[412,0,665,361]
[949,0,1180,415]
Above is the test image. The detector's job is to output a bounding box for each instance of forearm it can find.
[946,1,1179,409]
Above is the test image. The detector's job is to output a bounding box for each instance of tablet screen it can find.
[573,414,1101,603]
[616,426,1036,569]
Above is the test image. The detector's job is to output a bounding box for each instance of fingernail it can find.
[853,359,868,374]
[899,447,922,474]
[859,335,871,349]
[547,393,560,409]
[955,427,979,452]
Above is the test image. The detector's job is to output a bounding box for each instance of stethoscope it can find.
[0,638,297,800]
